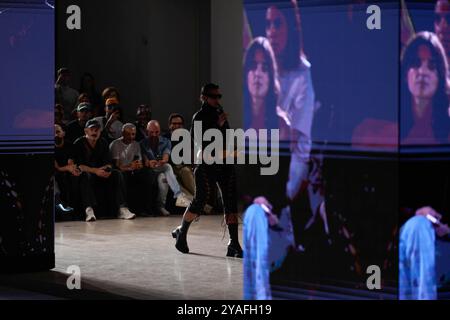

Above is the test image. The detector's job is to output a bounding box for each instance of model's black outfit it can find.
[187,103,238,218]
[172,102,242,257]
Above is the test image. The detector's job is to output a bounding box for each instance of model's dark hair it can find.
[265,0,304,71]
[401,31,450,144]
[201,83,220,96]
[243,37,279,130]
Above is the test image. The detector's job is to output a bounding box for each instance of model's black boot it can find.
[172,219,191,254]
[226,223,243,258]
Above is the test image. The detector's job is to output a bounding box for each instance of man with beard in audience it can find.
[72,119,135,222]
[110,123,159,216]
[140,120,191,216]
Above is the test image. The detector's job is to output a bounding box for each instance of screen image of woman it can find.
[401,31,450,146]
[243,36,282,134]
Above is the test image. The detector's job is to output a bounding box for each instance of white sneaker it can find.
[175,192,191,208]
[85,207,96,222]
[159,207,171,216]
[118,207,136,220]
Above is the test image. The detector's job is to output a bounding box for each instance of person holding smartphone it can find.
[93,97,124,143]
[72,119,135,222]
[140,120,191,216]
[110,123,159,216]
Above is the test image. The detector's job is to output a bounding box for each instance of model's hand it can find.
[218,112,228,127]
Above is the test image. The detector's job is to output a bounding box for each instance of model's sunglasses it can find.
[207,94,222,99]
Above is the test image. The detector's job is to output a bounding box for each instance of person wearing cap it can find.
[110,123,159,216]
[93,97,124,143]
[55,67,79,121]
[65,102,93,145]
[72,119,136,222]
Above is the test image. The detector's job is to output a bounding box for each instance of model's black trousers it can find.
[188,164,238,223]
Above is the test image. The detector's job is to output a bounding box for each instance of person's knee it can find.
[179,166,192,176]
[157,173,167,184]
[161,163,172,173]
[109,169,123,183]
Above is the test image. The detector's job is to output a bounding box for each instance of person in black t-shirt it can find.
[65,102,93,145]
[72,119,136,222]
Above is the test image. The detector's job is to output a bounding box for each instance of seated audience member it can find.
[399,206,450,300]
[72,119,135,222]
[54,124,78,216]
[55,104,67,130]
[77,93,90,105]
[102,86,121,103]
[55,67,79,121]
[94,97,123,143]
[162,113,195,198]
[69,93,91,121]
[110,123,159,216]
[134,104,152,142]
[65,102,92,145]
[140,120,191,216]
[100,86,122,117]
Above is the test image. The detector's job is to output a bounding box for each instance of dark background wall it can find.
[56,0,243,130]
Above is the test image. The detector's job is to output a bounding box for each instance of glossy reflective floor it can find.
[54,215,243,299]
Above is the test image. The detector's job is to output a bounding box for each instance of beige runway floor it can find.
[53,215,243,299]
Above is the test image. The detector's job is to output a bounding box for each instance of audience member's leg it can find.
[155,172,170,215]
[79,172,97,221]
[108,169,135,219]
[177,165,195,196]
[158,164,182,197]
